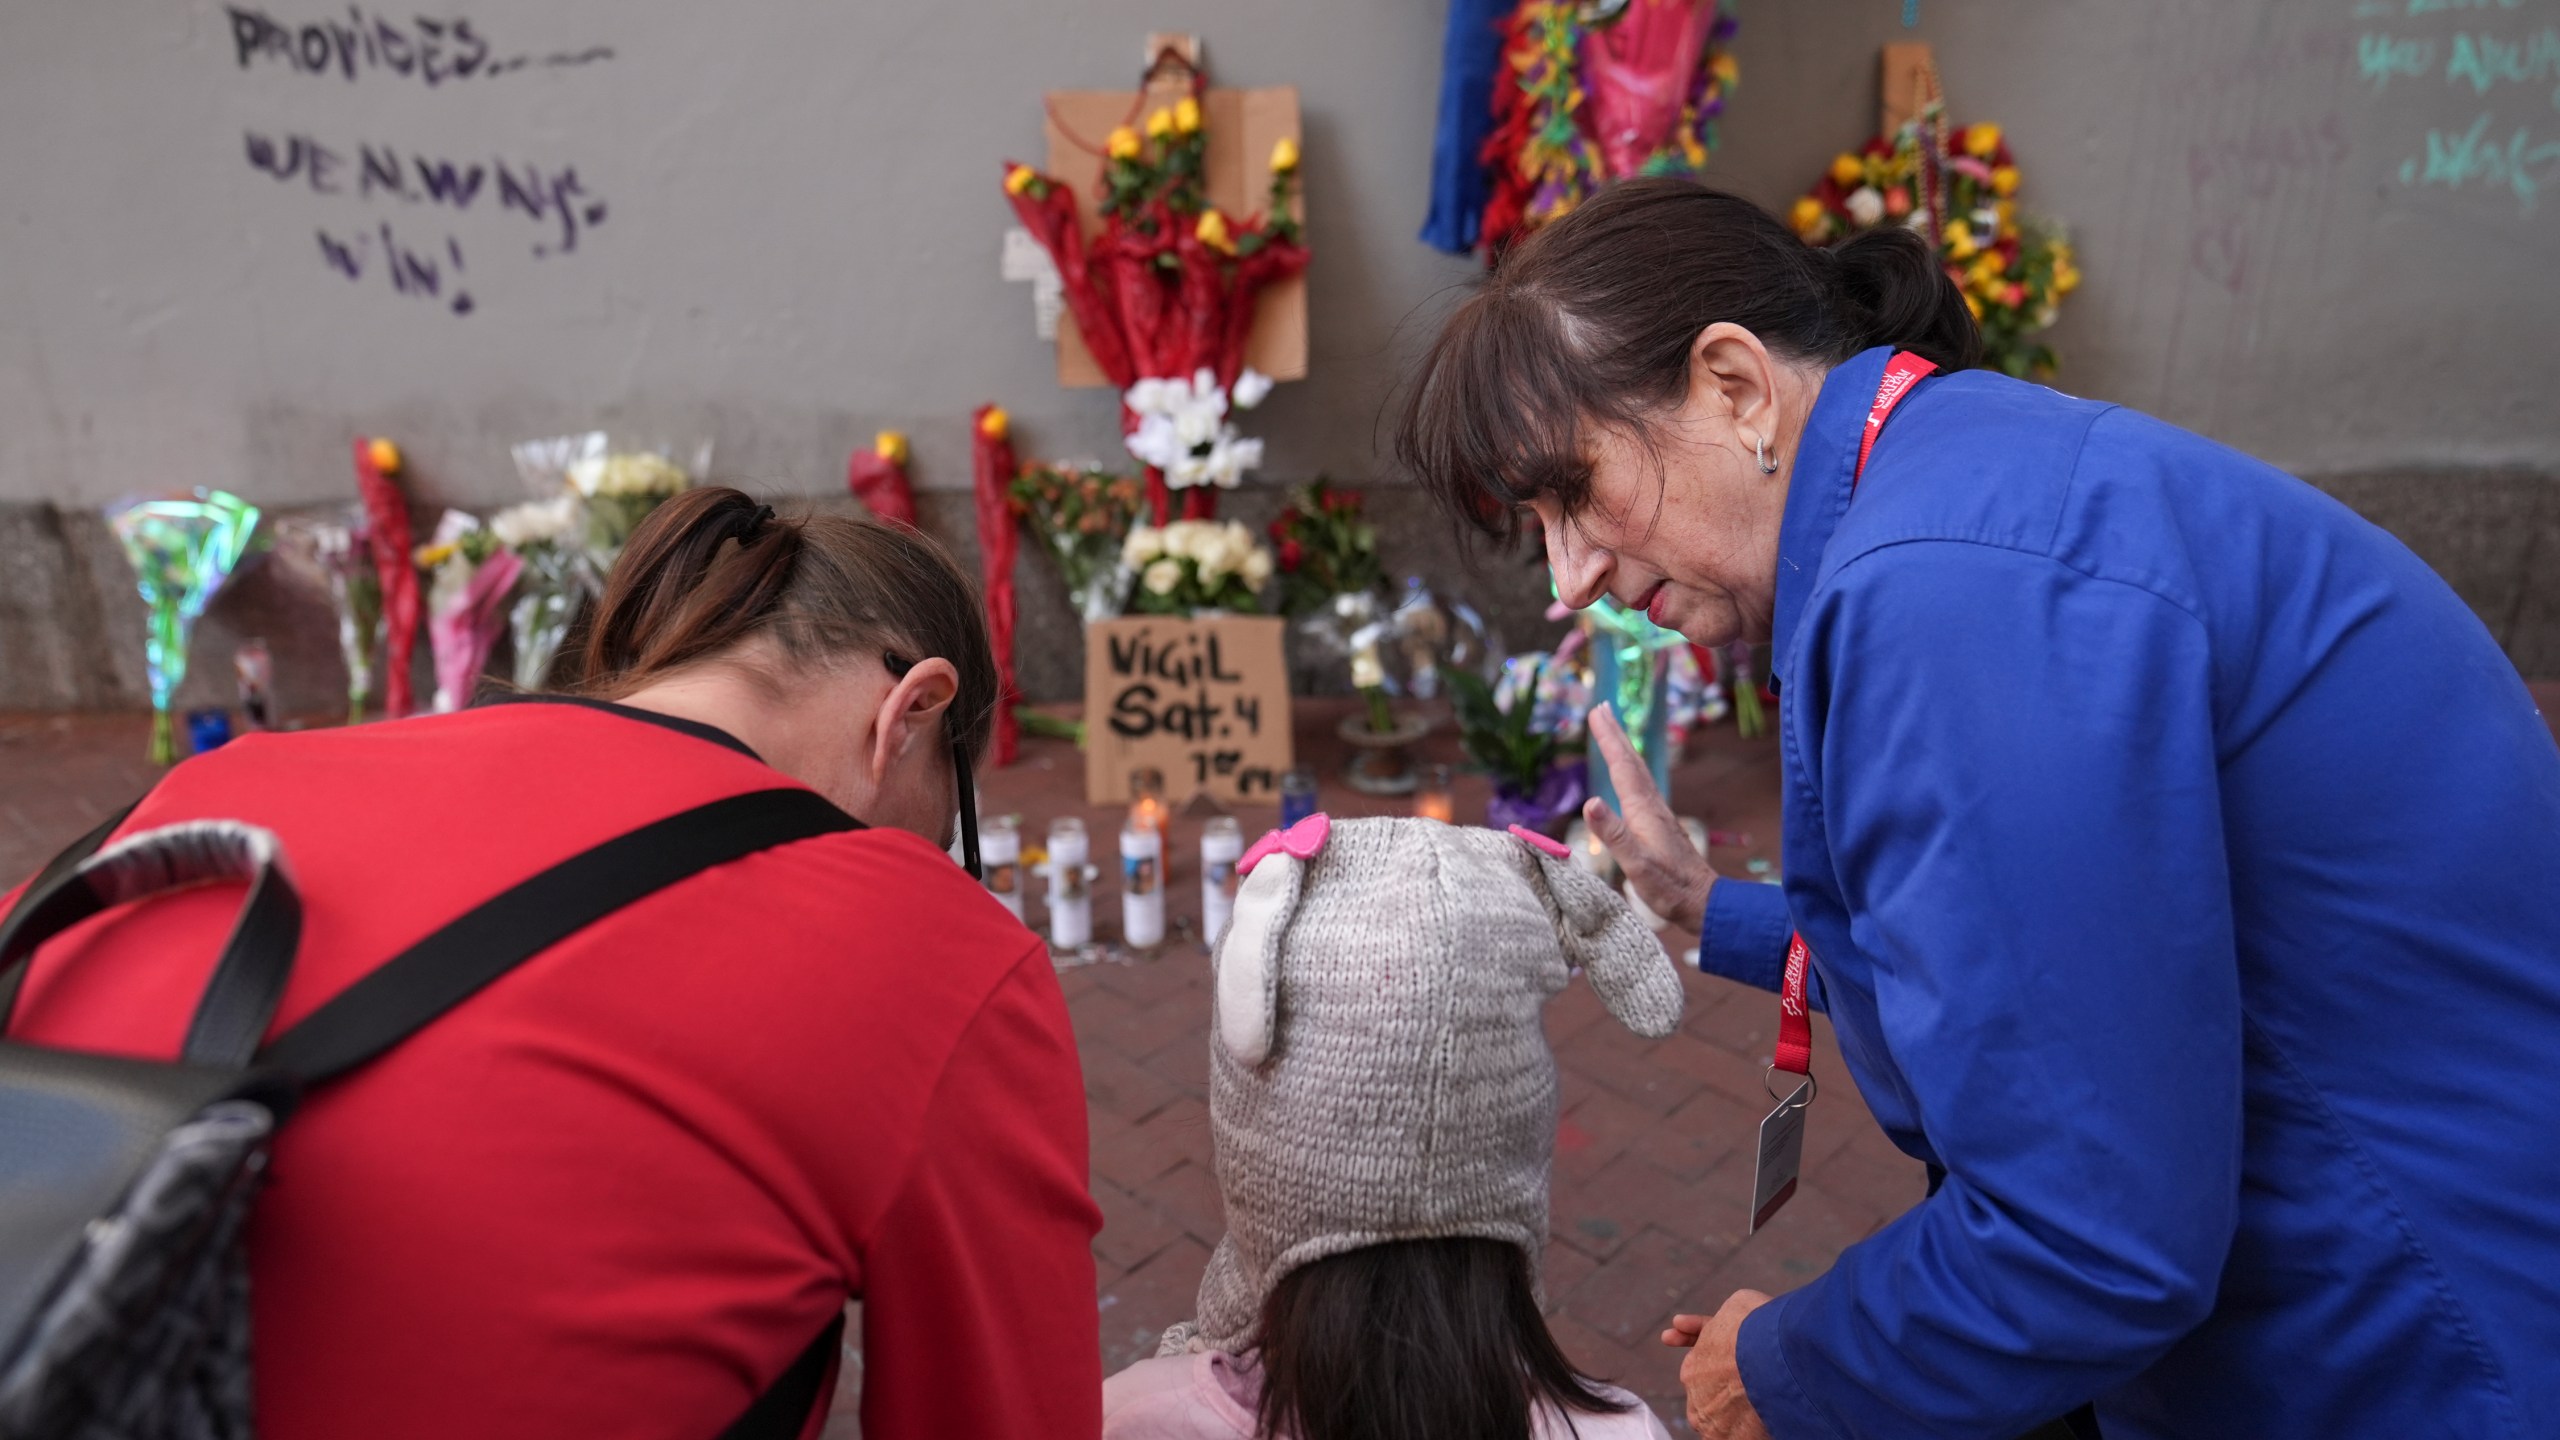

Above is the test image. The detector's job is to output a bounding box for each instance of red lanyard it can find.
[1773,350,1936,1079]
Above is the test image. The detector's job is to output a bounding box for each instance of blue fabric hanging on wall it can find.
[1419,0,1514,255]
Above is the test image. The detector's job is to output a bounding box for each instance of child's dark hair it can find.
[1254,1237,1633,1440]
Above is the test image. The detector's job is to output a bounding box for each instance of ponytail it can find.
[583,487,804,683]
[573,485,1003,770]
[1396,177,1981,545]
[1825,225,1982,373]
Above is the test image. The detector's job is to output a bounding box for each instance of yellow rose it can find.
[1173,96,1201,134]
[1195,209,1234,253]
[1829,152,1863,188]
[1003,165,1037,196]
[1107,126,1142,161]
[1991,165,2021,198]
[2054,263,2082,295]
[875,430,909,465]
[1145,107,1174,140]
[979,407,1009,439]
[1964,122,2002,158]
[1788,195,1827,237]
[366,437,402,473]
[1964,291,1984,321]
[1269,136,1299,173]
[1944,221,1978,261]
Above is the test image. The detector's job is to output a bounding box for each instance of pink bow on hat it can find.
[1238,814,1330,876]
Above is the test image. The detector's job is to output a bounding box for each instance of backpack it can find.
[0,787,856,1440]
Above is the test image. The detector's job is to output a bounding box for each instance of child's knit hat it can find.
[1166,814,1683,1355]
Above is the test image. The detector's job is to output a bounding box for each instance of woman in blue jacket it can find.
[1396,178,2560,1440]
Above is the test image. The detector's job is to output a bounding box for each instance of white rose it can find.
[1143,557,1185,596]
[1241,545,1274,588]
[1350,649,1386,690]
[1845,185,1885,227]
[1198,552,1231,590]
[566,456,607,497]
[1231,368,1274,410]
[1123,526,1164,567]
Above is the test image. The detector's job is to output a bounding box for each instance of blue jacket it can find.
[1704,348,2560,1439]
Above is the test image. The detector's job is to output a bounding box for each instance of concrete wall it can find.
[3,0,2553,715]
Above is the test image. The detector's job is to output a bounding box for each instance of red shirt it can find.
[6,700,1101,1440]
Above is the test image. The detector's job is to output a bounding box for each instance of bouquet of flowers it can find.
[1478,0,1738,258]
[105,489,261,763]
[1011,460,1147,621]
[1448,656,1577,828]
[848,430,917,528]
[1121,366,1273,500]
[973,405,1025,766]
[274,507,382,725]
[1268,479,1381,617]
[415,511,524,713]
[489,495,583,691]
[354,438,421,719]
[1001,49,1309,523]
[1121,519,1273,616]
[1790,109,2081,378]
[509,432,707,581]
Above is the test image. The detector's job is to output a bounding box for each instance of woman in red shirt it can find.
[5,488,1101,1439]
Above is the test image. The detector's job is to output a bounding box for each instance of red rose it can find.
[1279,538,1304,572]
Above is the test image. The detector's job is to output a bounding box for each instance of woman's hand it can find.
[1583,704,1717,936]
[1664,1291,1775,1440]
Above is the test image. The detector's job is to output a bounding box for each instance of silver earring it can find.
[1756,435,1778,474]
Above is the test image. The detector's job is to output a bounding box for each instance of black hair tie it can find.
[737,503,777,541]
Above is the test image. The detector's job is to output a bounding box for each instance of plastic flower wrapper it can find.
[1121,519,1271,617]
[273,507,383,725]
[510,431,709,582]
[1387,577,1497,701]
[105,489,261,764]
[489,496,582,691]
[354,438,421,719]
[972,405,1024,766]
[415,511,524,713]
[1012,459,1146,621]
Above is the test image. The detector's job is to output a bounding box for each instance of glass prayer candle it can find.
[1121,821,1165,950]
[1413,764,1455,824]
[1279,766,1319,829]
[1128,766,1172,851]
[1046,817,1092,950]
[979,814,1024,922]
[1200,816,1244,947]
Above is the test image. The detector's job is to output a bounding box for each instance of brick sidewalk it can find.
[9,686,2556,1428]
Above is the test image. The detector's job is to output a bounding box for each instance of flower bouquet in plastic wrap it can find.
[509,432,706,584]
[274,507,382,726]
[1449,653,1585,836]
[488,496,582,691]
[414,512,523,712]
[1267,479,1381,619]
[1010,460,1147,621]
[1120,519,1273,617]
[105,489,261,763]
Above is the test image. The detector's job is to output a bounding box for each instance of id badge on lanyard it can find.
[1748,349,1935,1234]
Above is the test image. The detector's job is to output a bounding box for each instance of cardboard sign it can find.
[1879,42,1942,135]
[1083,614,1292,805]
[1040,83,1308,389]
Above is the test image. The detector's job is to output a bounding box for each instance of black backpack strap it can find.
[258,787,857,1085]
[0,798,143,1028]
[720,1311,846,1440]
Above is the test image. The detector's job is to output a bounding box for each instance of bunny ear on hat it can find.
[1216,815,1329,1066]
[1506,829,1684,1038]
